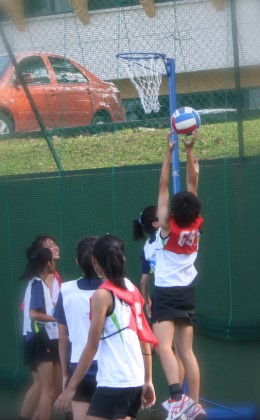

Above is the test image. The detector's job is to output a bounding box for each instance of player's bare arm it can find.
[29,310,56,323]
[182,129,199,196]
[140,341,156,408]
[140,273,152,318]
[158,131,175,236]
[58,323,71,390]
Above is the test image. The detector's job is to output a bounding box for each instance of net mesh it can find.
[116,53,166,113]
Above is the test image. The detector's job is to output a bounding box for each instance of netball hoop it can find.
[116,52,180,193]
[116,52,166,114]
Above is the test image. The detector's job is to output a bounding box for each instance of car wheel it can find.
[92,112,111,125]
[0,112,14,134]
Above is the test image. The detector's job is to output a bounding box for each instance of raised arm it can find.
[158,131,175,235]
[182,129,199,196]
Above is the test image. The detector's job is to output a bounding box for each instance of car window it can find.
[0,55,11,80]
[48,57,89,84]
[18,56,50,84]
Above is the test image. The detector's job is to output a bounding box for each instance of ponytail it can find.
[76,236,99,280]
[133,205,158,240]
[133,218,145,240]
[20,247,53,281]
[93,234,126,288]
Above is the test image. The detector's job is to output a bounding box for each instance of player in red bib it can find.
[153,130,206,420]
[55,234,156,419]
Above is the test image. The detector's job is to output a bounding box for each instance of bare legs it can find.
[153,320,200,403]
[72,401,89,420]
[37,361,62,420]
[174,320,200,403]
[20,371,40,420]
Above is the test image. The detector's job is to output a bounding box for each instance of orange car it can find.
[0,52,125,134]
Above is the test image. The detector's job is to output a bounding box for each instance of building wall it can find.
[0,0,259,83]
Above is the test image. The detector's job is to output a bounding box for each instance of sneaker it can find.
[161,399,192,416]
[165,394,195,420]
[161,399,170,412]
[186,403,206,419]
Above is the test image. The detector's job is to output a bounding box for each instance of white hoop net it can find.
[117,53,166,114]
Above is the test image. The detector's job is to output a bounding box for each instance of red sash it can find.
[54,270,62,285]
[100,279,158,347]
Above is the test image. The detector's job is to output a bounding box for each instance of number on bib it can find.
[178,230,197,247]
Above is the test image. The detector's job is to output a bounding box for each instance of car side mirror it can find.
[14,72,35,86]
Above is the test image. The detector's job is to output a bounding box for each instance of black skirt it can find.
[151,284,196,325]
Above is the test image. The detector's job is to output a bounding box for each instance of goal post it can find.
[116,52,180,193]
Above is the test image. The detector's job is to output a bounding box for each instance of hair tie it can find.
[30,254,38,262]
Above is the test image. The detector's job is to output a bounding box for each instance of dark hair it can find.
[133,205,158,240]
[93,234,126,289]
[171,191,201,227]
[76,236,99,280]
[26,235,57,260]
[20,247,53,281]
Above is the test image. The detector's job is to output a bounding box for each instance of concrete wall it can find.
[0,0,259,82]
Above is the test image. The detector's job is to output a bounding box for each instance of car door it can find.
[15,55,58,131]
[47,56,94,128]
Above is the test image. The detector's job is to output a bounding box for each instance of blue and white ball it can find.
[171,107,201,135]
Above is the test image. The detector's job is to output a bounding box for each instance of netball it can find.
[171,106,201,135]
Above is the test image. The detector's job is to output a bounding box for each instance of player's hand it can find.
[181,128,199,148]
[146,302,152,319]
[166,130,176,153]
[141,382,156,408]
[54,387,75,412]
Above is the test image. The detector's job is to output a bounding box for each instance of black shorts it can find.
[152,284,196,325]
[24,328,60,371]
[73,378,97,403]
[87,386,143,419]
[70,361,97,403]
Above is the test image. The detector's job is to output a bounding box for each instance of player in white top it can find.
[133,205,159,317]
[54,236,103,420]
[54,234,157,419]
[133,205,186,388]
[153,130,206,420]
[20,246,61,420]
[19,235,64,420]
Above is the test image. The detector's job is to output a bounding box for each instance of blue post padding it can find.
[167,58,180,194]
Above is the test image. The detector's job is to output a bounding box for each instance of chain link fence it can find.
[0,0,260,415]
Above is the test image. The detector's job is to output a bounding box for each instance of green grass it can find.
[1,119,260,176]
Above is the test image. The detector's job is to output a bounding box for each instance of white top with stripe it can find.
[97,278,144,388]
[23,276,59,339]
[143,229,161,273]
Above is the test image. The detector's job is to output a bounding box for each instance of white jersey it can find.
[143,229,161,273]
[97,278,144,388]
[60,279,99,363]
[155,234,198,287]
[23,276,59,340]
